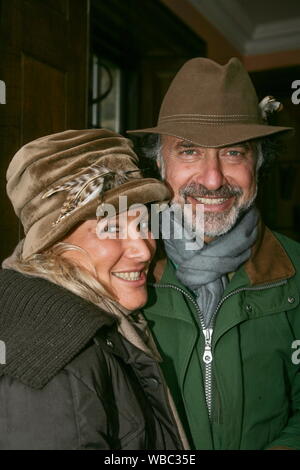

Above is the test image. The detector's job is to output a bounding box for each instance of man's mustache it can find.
[180,183,243,199]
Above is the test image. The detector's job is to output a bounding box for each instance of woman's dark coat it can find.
[0,269,183,450]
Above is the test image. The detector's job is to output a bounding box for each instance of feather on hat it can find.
[43,165,141,225]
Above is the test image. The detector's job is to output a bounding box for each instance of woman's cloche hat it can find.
[6,128,170,259]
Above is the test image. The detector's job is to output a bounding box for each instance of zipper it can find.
[152,279,287,419]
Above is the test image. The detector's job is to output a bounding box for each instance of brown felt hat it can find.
[7,129,170,259]
[128,57,293,147]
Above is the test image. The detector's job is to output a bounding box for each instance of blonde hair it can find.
[3,241,116,312]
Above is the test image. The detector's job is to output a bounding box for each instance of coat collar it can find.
[151,221,295,287]
[244,221,295,285]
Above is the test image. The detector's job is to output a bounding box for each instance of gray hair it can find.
[138,134,165,179]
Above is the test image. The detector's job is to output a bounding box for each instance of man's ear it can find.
[157,160,161,169]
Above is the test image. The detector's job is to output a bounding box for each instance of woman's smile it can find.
[62,208,156,310]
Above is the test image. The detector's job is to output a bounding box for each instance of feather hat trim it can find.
[259,96,283,122]
[42,165,141,226]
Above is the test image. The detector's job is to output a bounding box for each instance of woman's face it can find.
[62,208,156,310]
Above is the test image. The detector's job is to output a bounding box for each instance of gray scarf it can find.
[162,207,259,327]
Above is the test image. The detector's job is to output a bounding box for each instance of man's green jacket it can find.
[143,226,300,450]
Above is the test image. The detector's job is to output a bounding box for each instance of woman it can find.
[0,129,187,450]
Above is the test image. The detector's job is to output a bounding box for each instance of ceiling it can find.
[188,0,300,55]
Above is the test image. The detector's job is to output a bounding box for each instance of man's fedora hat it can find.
[128,57,293,147]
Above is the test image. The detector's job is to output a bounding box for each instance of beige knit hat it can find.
[7,129,170,259]
[128,57,293,147]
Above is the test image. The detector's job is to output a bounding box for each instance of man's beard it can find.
[178,183,257,238]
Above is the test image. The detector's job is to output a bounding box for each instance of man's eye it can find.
[182,149,197,155]
[224,149,245,157]
[177,149,199,159]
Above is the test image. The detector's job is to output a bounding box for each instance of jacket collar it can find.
[244,221,295,285]
[151,221,295,287]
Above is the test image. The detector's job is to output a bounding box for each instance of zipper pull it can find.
[203,328,213,364]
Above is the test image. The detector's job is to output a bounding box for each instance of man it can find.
[128,58,300,450]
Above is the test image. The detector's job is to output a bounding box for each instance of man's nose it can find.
[194,150,225,190]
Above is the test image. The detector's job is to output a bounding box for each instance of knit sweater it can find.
[0,269,115,389]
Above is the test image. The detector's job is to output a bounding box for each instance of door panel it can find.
[0,0,89,260]
[22,55,67,143]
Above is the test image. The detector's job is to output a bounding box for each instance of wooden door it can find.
[90,0,206,132]
[0,0,89,261]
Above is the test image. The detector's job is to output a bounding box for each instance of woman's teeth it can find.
[194,197,228,205]
[113,272,141,281]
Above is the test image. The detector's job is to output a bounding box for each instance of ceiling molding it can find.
[254,17,300,40]
[188,0,300,55]
[245,34,300,55]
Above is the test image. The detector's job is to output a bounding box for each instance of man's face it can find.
[160,135,258,239]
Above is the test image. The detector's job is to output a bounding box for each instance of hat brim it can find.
[22,178,170,259]
[128,123,294,147]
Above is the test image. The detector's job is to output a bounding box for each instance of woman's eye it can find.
[96,222,119,234]
[138,220,150,233]
[107,225,119,233]
[97,223,107,234]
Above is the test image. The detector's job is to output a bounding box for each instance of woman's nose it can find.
[125,236,154,262]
